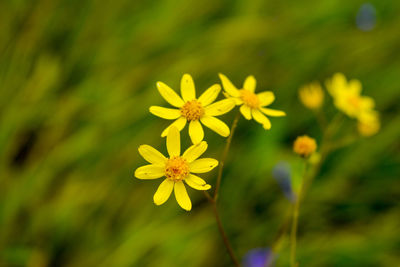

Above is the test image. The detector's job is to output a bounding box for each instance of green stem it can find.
[214,111,240,201]
[290,199,300,267]
[278,113,344,265]
[289,113,341,265]
[203,111,241,267]
[211,199,241,267]
[290,162,307,267]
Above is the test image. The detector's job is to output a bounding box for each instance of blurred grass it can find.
[0,0,399,266]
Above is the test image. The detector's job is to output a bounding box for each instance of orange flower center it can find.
[347,95,361,109]
[181,100,204,121]
[240,89,260,109]
[165,156,190,181]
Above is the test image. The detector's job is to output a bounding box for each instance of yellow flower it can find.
[293,135,317,158]
[298,82,324,110]
[357,111,380,137]
[134,126,218,211]
[218,73,286,130]
[326,73,375,119]
[150,74,235,144]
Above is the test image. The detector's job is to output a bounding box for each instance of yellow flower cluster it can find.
[135,74,286,210]
[326,73,379,136]
[299,73,380,137]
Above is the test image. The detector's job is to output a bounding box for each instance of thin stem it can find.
[214,111,240,201]
[277,112,343,265]
[211,199,241,267]
[203,191,213,202]
[203,111,241,266]
[290,199,300,267]
[290,162,307,267]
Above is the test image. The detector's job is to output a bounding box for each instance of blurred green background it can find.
[1,0,399,266]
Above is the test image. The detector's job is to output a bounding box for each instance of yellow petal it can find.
[135,165,165,179]
[174,181,192,211]
[360,96,375,110]
[349,79,362,95]
[138,145,166,165]
[258,91,275,106]
[359,109,378,123]
[333,73,347,85]
[218,73,240,97]
[153,179,174,205]
[243,75,256,92]
[190,158,218,173]
[182,141,208,162]
[189,120,204,144]
[200,116,230,137]
[240,105,252,120]
[149,106,181,120]
[186,174,206,185]
[260,107,286,117]
[156,82,185,108]
[204,99,235,116]
[161,117,187,137]
[166,126,180,157]
[185,175,211,191]
[327,73,347,96]
[198,84,221,106]
[252,109,271,129]
[181,74,196,102]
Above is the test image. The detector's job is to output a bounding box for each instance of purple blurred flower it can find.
[272,161,295,202]
[356,3,376,31]
[243,248,274,267]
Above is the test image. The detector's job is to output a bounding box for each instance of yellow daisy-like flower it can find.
[298,82,324,110]
[218,73,286,130]
[134,126,218,211]
[150,74,235,144]
[326,73,375,119]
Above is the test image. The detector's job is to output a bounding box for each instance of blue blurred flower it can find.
[272,161,295,202]
[356,3,376,31]
[243,248,274,267]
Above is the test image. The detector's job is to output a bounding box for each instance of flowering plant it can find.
[134,72,378,266]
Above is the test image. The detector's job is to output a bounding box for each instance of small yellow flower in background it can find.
[150,74,235,144]
[357,111,380,137]
[298,82,324,110]
[293,135,317,158]
[326,73,375,119]
[134,126,218,211]
[219,73,286,130]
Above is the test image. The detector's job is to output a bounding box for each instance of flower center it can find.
[240,89,260,109]
[347,95,361,109]
[165,156,190,181]
[180,100,204,121]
